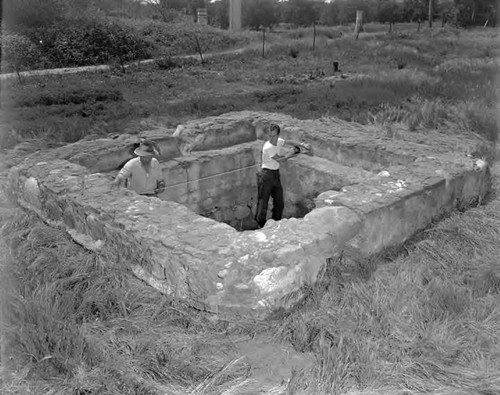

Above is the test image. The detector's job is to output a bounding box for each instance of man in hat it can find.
[113,140,165,196]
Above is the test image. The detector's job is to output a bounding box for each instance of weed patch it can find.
[12,87,123,107]
[0,213,246,393]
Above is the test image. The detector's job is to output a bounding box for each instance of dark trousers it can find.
[255,168,284,228]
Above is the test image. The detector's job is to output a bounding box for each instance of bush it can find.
[140,21,240,56]
[155,55,180,70]
[24,18,153,69]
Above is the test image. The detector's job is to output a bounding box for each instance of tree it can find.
[2,34,41,82]
[181,23,217,63]
[401,0,427,29]
[105,22,152,72]
[284,0,320,26]
[452,0,499,27]
[148,0,207,22]
[208,0,229,29]
[377,0,402,32]
[243,0,279,30]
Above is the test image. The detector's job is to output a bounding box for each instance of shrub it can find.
[139,21,240,57]
[155,55,180,70]
[25,18,153,69]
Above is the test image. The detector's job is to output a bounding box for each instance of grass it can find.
[1,25,499,153]
[1,168,500,394]
[0,213,258,394]
[280,176,500,394]
[1,23,500,394]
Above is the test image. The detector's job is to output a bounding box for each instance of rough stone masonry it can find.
[6,111,491,318]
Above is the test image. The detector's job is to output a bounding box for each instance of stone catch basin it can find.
[7,111,491,318]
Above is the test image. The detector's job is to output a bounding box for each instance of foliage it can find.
[1,34,41,82]
[105,21,153,72]
[454,0,499,26]
[22,18,153,69]
[243,0,280,30]
[181,24,214,63]
[138,21,241,56]
[1,26,498,147]
[401,0,428,22]
[148,0,205,22]
[2,0,66,32]
[1,24,500,395]
[283,0,321,26]
[377,0,403,30]
[12,88,123,108]
[207,0,229,29]
[0,215,249,393]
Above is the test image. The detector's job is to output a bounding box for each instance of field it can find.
[1,24,500,394]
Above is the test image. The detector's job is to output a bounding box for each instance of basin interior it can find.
[152,141,365,231]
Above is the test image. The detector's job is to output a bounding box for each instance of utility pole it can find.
[428,0,433,28]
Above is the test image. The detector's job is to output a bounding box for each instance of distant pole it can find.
[229,0,242,32]
[355,10,363,40]
[262,28,266,58]
[313,22,316,52]
[428,0,433,28]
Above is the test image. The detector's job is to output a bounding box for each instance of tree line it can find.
[2,0,498,31]
[208,0,499,29]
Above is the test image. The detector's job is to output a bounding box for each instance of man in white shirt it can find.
[255,123,310,228]
[113,140,165,196]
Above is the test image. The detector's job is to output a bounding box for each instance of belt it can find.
[262,168,279,172]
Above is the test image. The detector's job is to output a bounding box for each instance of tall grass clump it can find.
[0,213,248,394]
[280,169,500,394]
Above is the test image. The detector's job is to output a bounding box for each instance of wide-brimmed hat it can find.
[134,141,159,157]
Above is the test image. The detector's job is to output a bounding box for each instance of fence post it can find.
[313,22,316,52]
[262,28,266,58]
[355,10,363,40]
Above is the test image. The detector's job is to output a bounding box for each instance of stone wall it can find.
[159,142,261,230]
[8,157,363,317]
[6,111,492,318]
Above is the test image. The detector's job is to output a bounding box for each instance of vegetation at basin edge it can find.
[2,26,499,155]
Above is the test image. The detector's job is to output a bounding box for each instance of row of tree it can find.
[2,0,498,32]
[181,0,499,29]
